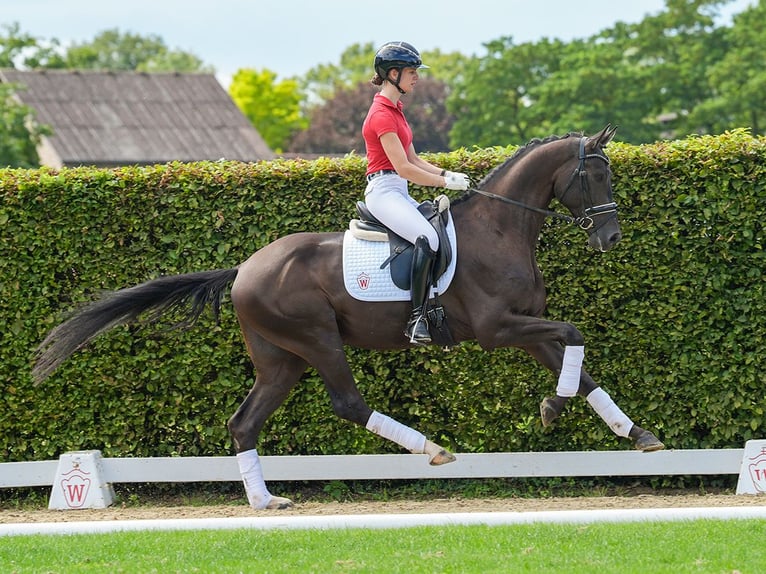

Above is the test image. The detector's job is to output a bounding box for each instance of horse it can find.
[33,125,664,510]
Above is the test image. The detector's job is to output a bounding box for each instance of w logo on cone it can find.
[60,469,92,508]
[747,448,766,494]
[737,440,766,495]
[48,450,115,509]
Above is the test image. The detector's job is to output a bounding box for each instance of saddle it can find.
[349,195,453,291]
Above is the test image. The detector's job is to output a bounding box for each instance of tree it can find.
[448,0,745,146]
[287,44,468,155]
[0,83,49,168]
[229,68,307,152]
[527,28,664,143]
[0,22,66,69]
[301,43,470,105]
[610,0,731,140]
[418,48,472,87]
[62,28,211,72]
[301,42,377,105]
[404,77,455,152]
[288,77,454,155]
[689,0,766,135]
[288,82,373,155]
[448,37,574,147]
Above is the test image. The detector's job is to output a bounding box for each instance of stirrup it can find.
[405,314,431,345]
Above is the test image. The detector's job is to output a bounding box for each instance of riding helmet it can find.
[373,42,429,77]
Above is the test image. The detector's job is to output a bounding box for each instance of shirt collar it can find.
[374,92,404,111]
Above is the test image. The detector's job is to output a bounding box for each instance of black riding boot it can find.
[405,236,436,345]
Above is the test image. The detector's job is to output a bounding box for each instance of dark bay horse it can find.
[33,125,664,510]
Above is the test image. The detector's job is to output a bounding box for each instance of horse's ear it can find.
[592,124,618,148]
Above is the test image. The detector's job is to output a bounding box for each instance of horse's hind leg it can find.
[227,328,307,510]
[309,341,456,466]
[523,342,664,452]
[266,313,455,466]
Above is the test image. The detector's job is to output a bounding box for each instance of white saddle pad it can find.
[342,217,457,302]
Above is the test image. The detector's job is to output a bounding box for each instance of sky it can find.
[2,0,756,86]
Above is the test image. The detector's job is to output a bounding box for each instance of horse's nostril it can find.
[610,232,622,245]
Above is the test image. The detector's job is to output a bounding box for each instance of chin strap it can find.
[389,68,406,94]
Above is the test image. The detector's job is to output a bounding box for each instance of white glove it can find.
[443,171,470,191]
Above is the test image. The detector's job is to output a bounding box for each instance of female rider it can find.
[362,41,470,344]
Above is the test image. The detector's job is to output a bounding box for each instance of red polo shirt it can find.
[362,93,412,176]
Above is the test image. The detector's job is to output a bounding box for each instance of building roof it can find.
[0,69,274,167]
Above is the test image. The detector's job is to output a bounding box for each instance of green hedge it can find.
[1,130,764,463]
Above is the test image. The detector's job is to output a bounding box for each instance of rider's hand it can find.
[443,171,470,191]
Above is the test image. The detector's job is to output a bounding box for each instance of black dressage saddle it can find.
[350,195,453,290]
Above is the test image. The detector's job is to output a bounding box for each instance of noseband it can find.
[471,137,618,231]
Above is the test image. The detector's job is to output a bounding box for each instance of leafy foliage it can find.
[229,68,308,153]
[448,1,766,147]
[288,78,454,154]
[447,37,573,146]
[288,44,467,154]
[1,129,764,463]
[0,22,66,69]
[287,82,374,155]
[61,29,211,73]
[689,0,766,134]
[299,43,470,107]
[4,2,766,157]
[0,83,49,168]
[300,42,377,106]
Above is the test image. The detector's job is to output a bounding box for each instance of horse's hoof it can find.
[424,439,456,465]
[429,449,456,466]
[634,430,665,452]
[265,496,294,510]
[540,397,560,427]
[423,440,456,466]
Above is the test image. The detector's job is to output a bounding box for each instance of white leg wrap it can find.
[366,411,427,454]
[586,388,633,438]
[236,449,273,509]
[556,345,584,397]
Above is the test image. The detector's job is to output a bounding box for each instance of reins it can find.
[469,137,618,232]
[469,187,593,229]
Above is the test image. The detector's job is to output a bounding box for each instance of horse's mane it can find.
[451,131,583,206]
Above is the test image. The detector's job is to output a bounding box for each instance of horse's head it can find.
[554,125,621,252]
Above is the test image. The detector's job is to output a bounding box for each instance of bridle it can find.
[470,137,618,232]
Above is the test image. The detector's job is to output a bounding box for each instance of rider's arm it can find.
[407,144,445,176]
[379,132,445,187]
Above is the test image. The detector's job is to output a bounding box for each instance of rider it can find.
[362,41,470,345]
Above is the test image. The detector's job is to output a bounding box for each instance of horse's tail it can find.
[32,268,239,384]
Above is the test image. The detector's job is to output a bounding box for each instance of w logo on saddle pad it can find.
[342,207,457,302]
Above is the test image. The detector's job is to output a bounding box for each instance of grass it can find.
[1,519,765,573]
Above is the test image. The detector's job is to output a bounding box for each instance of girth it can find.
[350,195,452,291]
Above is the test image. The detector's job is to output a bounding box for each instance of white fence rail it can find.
[0,449,747,489]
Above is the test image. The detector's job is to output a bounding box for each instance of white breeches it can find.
[365,174,439,251]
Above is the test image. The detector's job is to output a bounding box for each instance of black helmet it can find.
[373,42,429,78]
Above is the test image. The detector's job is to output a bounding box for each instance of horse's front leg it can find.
[478,314,588,424]
[478,315,663,451]
[522,340,664,452]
